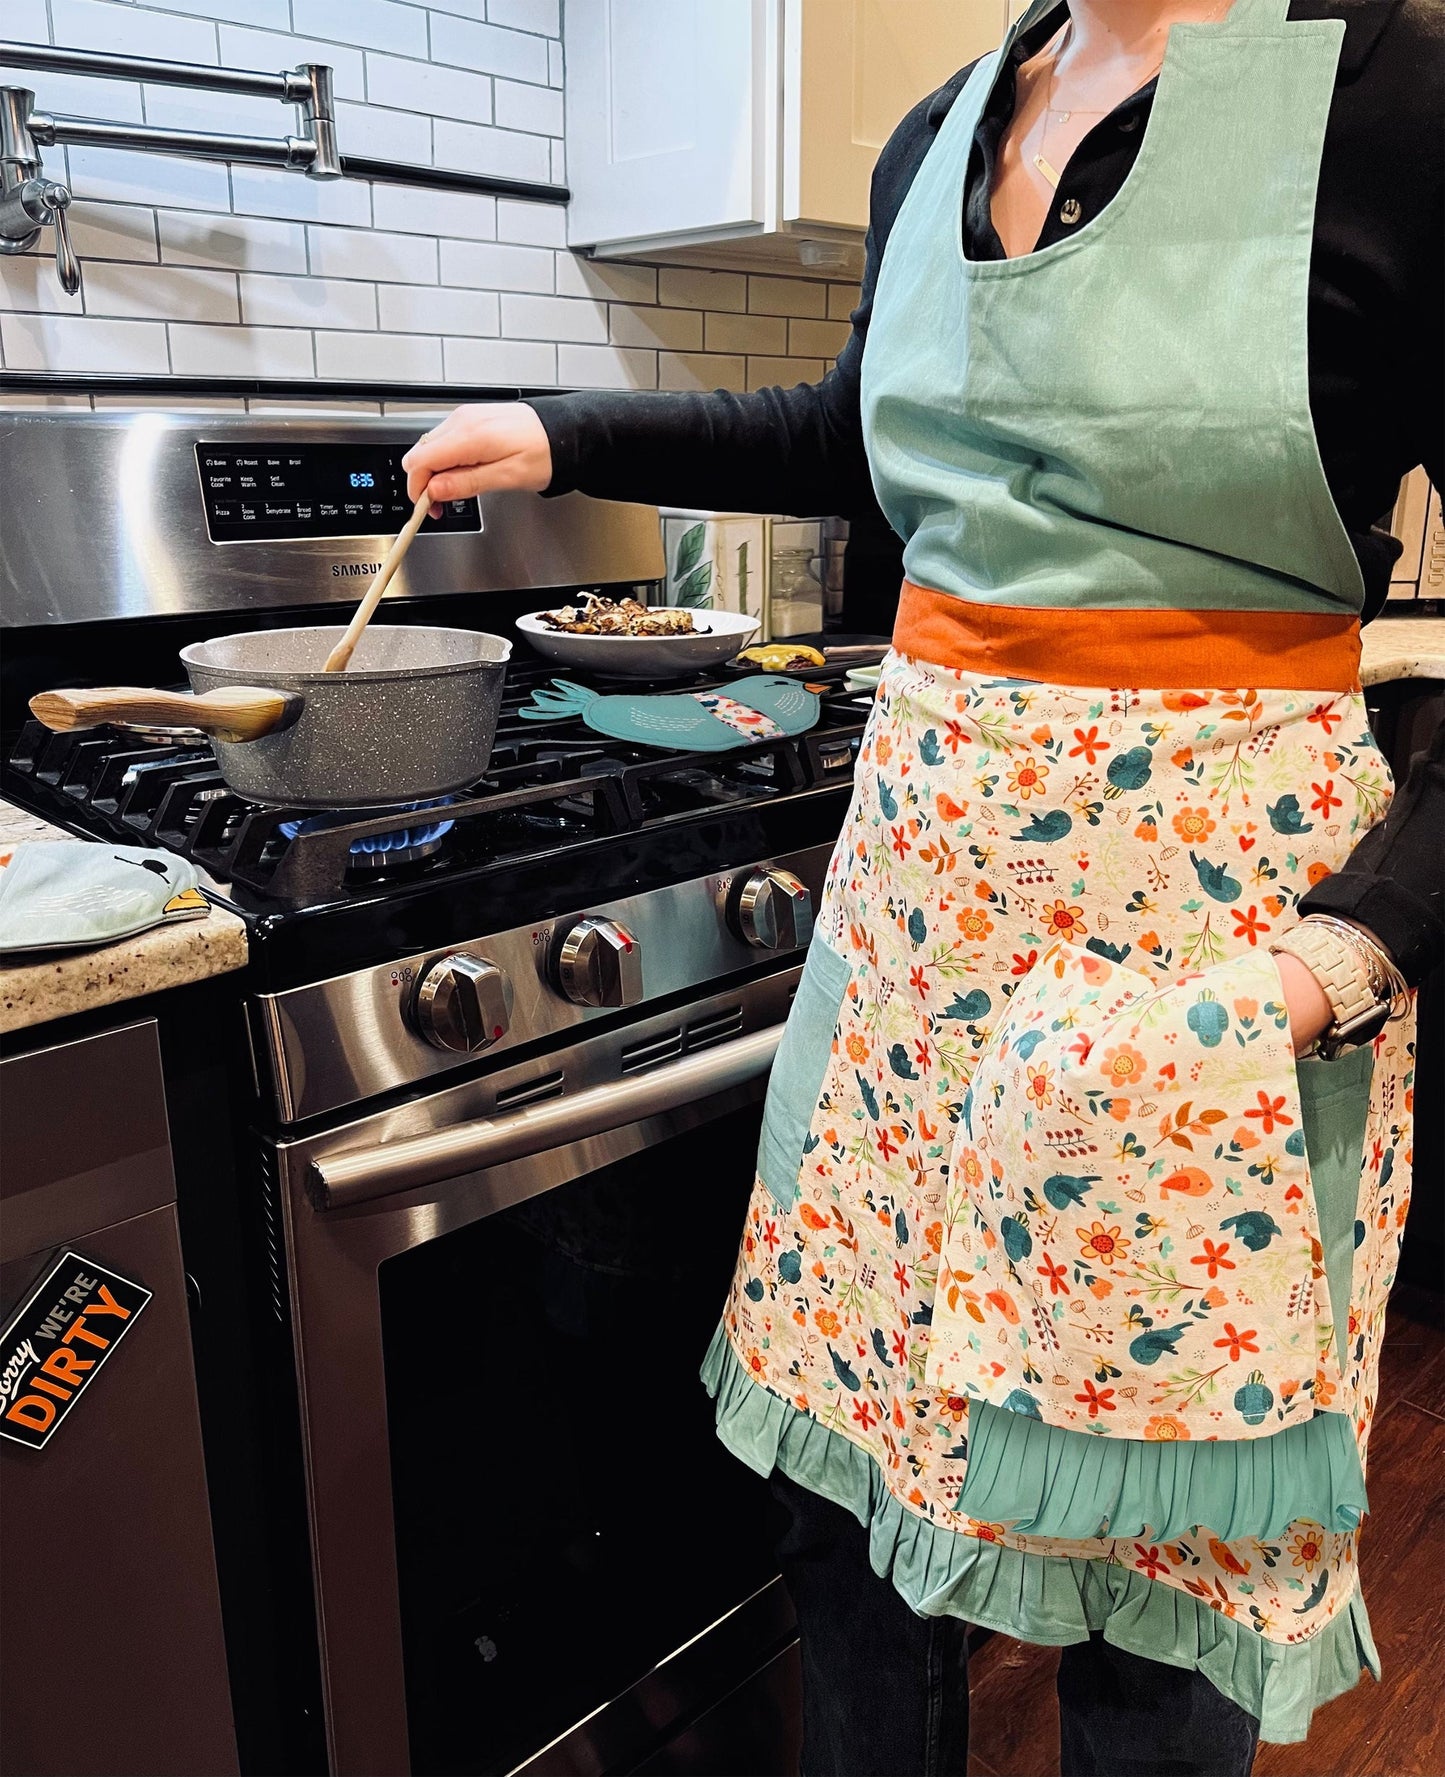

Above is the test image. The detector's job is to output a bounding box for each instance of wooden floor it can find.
[965,1285,1445,1777]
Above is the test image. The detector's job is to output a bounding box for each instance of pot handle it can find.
[29,685,303,744]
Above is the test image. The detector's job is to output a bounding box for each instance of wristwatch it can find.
[1269,918,1393,1053]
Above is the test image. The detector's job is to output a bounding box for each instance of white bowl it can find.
[515,608,760,680]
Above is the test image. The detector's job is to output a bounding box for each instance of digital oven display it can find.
[194,443,481,542]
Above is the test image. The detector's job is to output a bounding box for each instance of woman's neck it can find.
[1058,0,1227,72]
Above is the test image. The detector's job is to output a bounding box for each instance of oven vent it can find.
[686,1004,744,1051]
[494,1070,565,1112]
[620,1027,684,1074]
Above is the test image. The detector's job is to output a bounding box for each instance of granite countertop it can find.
[0,801,248,1035]
[1359,615,1445,686]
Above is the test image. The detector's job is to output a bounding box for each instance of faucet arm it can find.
[0,175,81,294]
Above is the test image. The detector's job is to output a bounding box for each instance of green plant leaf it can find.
[675,522,706,576]
[675,561,714,607]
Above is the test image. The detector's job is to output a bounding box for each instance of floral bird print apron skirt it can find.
[706,654,1414,1742]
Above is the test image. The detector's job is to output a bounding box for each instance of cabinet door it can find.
[567,0,775,252]
[783,0,1009,231]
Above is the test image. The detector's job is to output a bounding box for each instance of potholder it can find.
[518,674,820,751]
[926,941,1342,1442]
[0,841,208,953]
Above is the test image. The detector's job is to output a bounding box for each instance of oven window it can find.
[380,1101,779,1776]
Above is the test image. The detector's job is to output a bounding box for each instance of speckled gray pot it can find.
[179,625,511,808]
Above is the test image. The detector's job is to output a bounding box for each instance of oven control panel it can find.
[194,442,481,542]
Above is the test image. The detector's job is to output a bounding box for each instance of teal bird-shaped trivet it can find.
[517,674,822,752]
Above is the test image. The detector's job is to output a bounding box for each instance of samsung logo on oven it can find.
[332,561,384,576]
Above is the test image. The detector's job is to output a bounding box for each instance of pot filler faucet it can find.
[0,42,342,300]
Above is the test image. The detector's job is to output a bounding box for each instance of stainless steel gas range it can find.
[2,412,873,1777]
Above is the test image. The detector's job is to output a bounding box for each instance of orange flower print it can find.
[967,1520,1007,1543]
[1011,948,1040,976]
[1037,1254,1071,1297]
[1007,755,1049,799]
[852,1397,880,1431]
[1026,1063,1054,1108]
[960,1151,986,1190]
[1245,1089,1294,1133]
[1069,725,1110,764]
[1135,817,1159,841]
[1107,1095,1133,1123]
[1191,1238,1235,1279]
[938,1393,968,1425]
[1306,861,1332,888]
[814,1308,841,1338]
[1232,903,1271,945]
[1075,1378,1116,1418]
[744,1346,767,1380]
[846,1032,870,1063]
[1043,900,1087,941]
[1214,1323,1259,1362]
[1134,1543,1170,1579]
[1201,1286,1229,1309]
[1311,779,1343,817]
[925,1221,943,1253]
[956,907,995,942]
[1171,806,1216,843]
[1078,1222,1129,1267]
[875,732,892,766]
[1101,1043,1148,1088]
[1289,1530,1324,1574]
[1143,1415,1190,1442]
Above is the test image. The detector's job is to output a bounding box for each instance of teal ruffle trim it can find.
[703,1325,1377,1745]
[955,1399,1367,1542]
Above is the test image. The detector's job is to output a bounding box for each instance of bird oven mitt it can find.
[517,675,821,751]
[0,841,208,952]
[925,940,1374,1544]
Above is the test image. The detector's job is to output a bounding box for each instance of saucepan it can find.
[30,624,512,809]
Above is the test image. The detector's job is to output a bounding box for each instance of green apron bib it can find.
[860,0,1366,618]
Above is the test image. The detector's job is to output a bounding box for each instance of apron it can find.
[705,0,1418,1746]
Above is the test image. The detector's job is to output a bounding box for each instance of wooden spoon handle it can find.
[29,685,300,743]
[323,490,434,672]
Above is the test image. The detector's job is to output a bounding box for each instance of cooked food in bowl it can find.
[538,594,698,637]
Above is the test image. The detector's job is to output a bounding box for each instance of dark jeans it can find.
[771,1473,1259,1777]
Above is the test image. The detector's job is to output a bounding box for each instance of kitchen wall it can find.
[0,0,861,408]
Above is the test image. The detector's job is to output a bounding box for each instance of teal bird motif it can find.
[1043,1173,1101,1210]
[1129,1323,1190,1366]
[1190,850,1243,903]
[1013,808,1073,842]
[878,776,899,819]
[1267,793,1314,834]
[517,674,820,751]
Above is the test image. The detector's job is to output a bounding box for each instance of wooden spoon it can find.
[30,684,302,742]
[323,490,434,672]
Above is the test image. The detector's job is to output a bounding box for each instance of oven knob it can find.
[555,916,643,1008]
[731,867,815,951]
[413,954,513,1053]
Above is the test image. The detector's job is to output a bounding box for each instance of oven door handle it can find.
[309,1023,784,1210]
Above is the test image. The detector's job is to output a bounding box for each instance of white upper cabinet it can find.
[566,0,1009,275]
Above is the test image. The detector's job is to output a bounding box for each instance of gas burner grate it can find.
[277,799,457,873]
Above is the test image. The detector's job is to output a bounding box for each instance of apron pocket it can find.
[1296,1042,1375,1377]
[757,934,851,1212]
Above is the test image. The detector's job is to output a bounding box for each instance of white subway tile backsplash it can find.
[241,272,376,330]
[441,239,553,292]
[170,322,314,376]
[432,119,550,182]
[0,68,143,123]
[557,344,657,390]
[788,317,852,359]
[2,312,170,373]
[704,311,787,356]
[231,165,373,228]
[444,336,556,384]
[658,267,747,313]
[315,329,443,380]
[217,25,366,101]
[746,356,826,393]
[293,0,421,57]
[68,205,160,265]
[65,146,231,213]
[0,255,85,316]
[137,0,289,24]
[548,39,564,87]
[160,210,309,274]
[334,99,434,164]
[428,15,549,83]
[309,223,438,284]
[657,351,747,393]
[496,199,567,246]
[499,292,606,342]
[608,303,701,351]
[85,263,240,324]
[549,138,565,183]
[6,0,50,43]
[378,285,499,336]
[140,84,281,138]
[746,276,828,319]
[372,183,497,241]
[366,53,493,125]
[420,0,486,19]
[554,255,656,304]
[493,80,564,137]
[486,0,561,35]
[50,0,218,63]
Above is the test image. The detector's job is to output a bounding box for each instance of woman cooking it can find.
[404,0,1443,1769]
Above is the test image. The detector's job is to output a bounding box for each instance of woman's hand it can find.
[402,402,553,514]
[1274,949,1335,1057]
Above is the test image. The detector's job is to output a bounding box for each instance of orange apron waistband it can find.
[892,583,1363,692]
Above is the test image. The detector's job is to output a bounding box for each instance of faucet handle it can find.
[47,185,80,296]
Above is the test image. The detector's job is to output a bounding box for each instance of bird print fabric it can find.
[518,674,820,751]
[714,651,1414,1702]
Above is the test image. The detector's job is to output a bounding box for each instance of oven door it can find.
[274,974,799,1777]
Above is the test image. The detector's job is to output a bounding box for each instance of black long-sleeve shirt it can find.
[528,0,1444,983]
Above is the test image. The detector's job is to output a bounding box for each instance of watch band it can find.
[1269,919,1389,1050]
